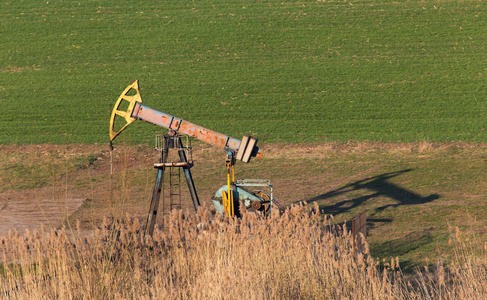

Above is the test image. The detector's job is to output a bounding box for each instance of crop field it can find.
[1,0,486,144]
[2,0,487,298]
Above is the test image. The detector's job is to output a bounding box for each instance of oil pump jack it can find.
[109,81,283,235]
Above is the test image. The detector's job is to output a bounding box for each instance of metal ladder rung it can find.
[169,167,181,210]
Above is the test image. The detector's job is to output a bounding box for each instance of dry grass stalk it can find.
[1,204,486,299]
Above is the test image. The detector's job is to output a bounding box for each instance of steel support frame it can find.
[145,135,200,236]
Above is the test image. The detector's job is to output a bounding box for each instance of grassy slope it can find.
[1,0,486,144]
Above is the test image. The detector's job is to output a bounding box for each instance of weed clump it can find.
[1,204,486,299]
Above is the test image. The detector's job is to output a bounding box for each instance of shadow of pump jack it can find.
[307,169,440,216]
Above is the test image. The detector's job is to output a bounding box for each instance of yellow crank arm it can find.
[109,80,143,141]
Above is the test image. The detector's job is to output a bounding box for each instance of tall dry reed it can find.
[1,203,486,299]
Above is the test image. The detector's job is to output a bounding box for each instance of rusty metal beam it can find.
[131,102,263,160]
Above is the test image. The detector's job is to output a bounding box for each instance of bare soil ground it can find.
[1,141,487,272]
[0,194,85,236]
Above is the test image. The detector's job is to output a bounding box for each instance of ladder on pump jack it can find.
[168,166,181,211]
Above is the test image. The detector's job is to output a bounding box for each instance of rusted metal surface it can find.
[132,102,262,160]
[251,200,262,210]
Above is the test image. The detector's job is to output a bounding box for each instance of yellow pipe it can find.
[225,161,235,217]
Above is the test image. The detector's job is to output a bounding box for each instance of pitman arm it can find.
[109,80,263,162]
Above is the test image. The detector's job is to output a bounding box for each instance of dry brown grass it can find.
[2,203,487,299]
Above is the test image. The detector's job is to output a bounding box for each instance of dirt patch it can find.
[0,194,86,236]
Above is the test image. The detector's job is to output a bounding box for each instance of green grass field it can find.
[1,0,485,144]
